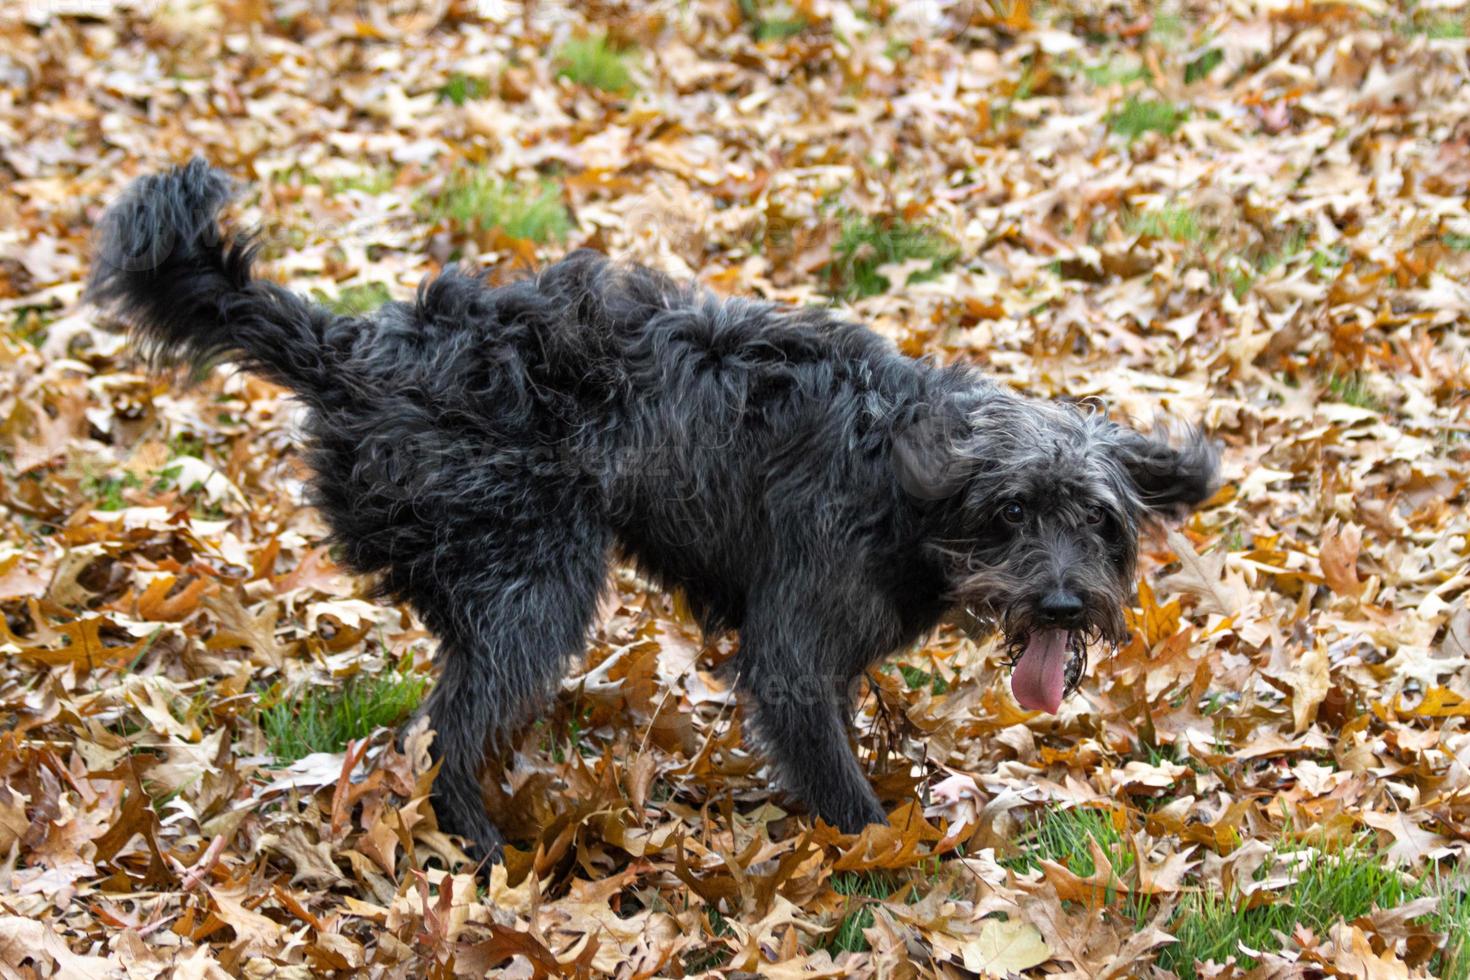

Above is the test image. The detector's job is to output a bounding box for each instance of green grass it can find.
[439,72,490,105]
[1072,827,1470,977]
[555,34,638,95]
[259,669,429,764]
[1003,805,1157,922]
[826,214,957,298]
[1185,48,1224,84]
[1200,689,1234,715]
[1229,227,1345,298]
[1308,245,1348,275]
[1149,10,1187,45]
[1159,838,1421,977]
[1006,806,1136,882]
[683,908,735,973]
[1226,264,1255,299]
[314,282,395,316]
[826,872,901,953]
[82,472,142,511]
[1431,874,1470,980]
[169,431,207,459]
[883,38,912,61]
[1404,14,1465,38]
[327,170,396,196]
[544,705,597,764]
[739,0,806,41]
[272,166,394,197]
[1082,56,1150,87]
[11,307,53,348]
[1128,205,1204,243]
[267,163,318,188]
[1109,96,1188,139]
[150,459,209,499]
[419,172,572,243]
[898,664,950,695]
[1255,226,1309,276]
[1142,738,1192,768]
[1325,371,1383,411]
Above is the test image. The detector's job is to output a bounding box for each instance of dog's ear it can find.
[1112,423,1220,515]
[892,407,972,500]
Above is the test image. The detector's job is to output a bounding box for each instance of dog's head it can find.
[894,391,1219,713]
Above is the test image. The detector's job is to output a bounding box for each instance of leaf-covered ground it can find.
[1,0,1468,976]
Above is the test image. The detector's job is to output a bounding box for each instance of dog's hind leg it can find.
[405,517,610,865]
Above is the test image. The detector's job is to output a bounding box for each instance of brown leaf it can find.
[259,822,348,887]
[1360,810,1449,866]
[1038,837,1124,904]
[0,916,114,978]
[1440,601,1470,661]
[1324,921,1412,980]
[204,880,284,954]
[961,916,1052,973]
[1288,639,1332,734]
[1320,521,1365,599]
[1161,529,1252,620]
[1131,834,1197,895]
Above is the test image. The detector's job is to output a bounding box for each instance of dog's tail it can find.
[88,158,334,395]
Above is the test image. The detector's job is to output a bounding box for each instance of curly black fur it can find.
[89,160,1220,865]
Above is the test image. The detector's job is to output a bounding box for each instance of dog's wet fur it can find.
[90,160,1219,864]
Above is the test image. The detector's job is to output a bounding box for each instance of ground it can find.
[0,0,1468,977]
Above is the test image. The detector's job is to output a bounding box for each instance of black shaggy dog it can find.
[90,160,1219,864]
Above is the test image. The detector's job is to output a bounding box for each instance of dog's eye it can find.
[1001,501,1025,524]
[1086,505,1105,525]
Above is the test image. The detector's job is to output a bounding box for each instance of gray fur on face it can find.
[897,388,1219,696]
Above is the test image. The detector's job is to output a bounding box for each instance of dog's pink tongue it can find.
[1011,630,1070,714]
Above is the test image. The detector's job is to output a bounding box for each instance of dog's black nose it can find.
[1039,590,1084,625]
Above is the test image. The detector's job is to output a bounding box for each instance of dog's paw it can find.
[829,798,890,834]
[434,798,507,868]
[464,833,506,872]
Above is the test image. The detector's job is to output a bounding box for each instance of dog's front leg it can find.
[738,610,889,834]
